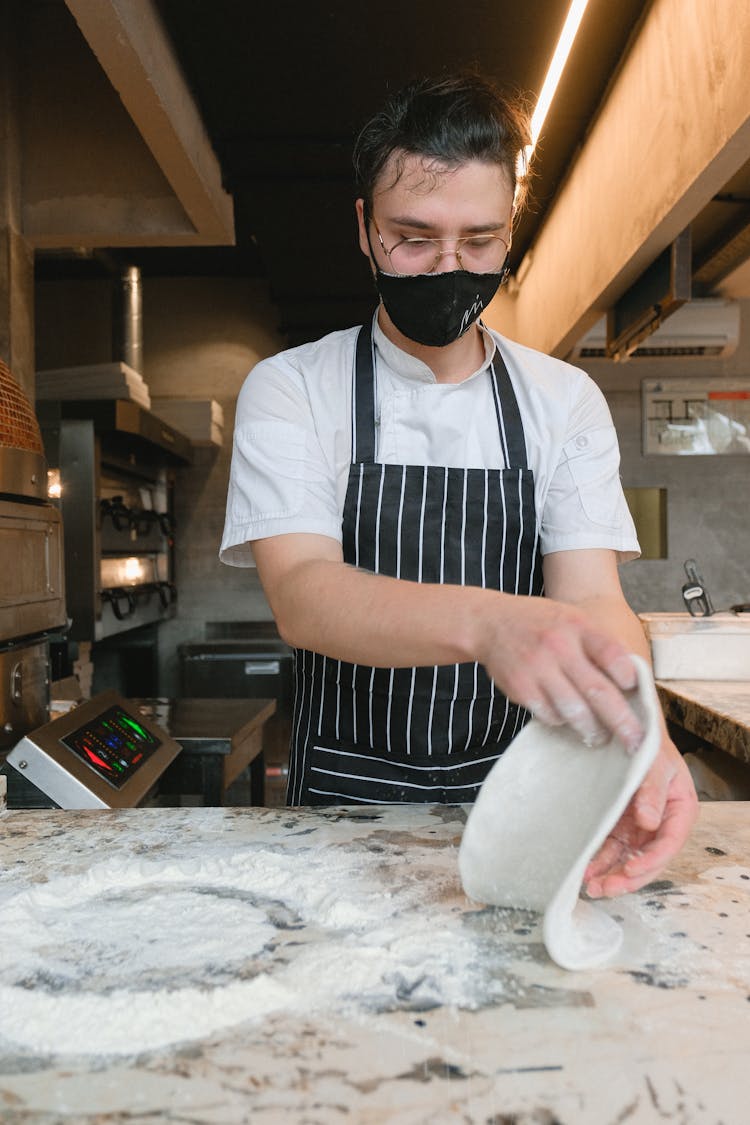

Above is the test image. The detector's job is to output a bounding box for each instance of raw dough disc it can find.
[458,654,661,970]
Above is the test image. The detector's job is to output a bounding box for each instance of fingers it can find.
[482,596,644,748]
[528,679,610,748]
[631,742,698,843]
[630,758,672,832]
[584,748,699,898]
[578,632,643,750]
[583,630,638,692]
[585,833,631,882]
[586,820,682,898]
[526,657,643,751]
[586,831,671,898]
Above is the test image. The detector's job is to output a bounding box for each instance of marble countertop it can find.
[657,679,750,764]
[0,802,748,1123]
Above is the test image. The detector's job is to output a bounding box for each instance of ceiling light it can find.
[524,0,591,170]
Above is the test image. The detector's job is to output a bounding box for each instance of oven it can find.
[0,361,67,756]
[36,399,191,643]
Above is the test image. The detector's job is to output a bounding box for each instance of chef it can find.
[220,73,697,898]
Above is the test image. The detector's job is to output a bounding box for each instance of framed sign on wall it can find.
[642,377,750,455]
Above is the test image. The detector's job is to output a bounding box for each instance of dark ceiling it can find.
[39,0,672,345]
[154,0,650,345]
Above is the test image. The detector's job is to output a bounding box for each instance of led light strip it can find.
[520,0,591,177]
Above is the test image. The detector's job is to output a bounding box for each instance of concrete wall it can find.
[142,278,284,693]
[579,297,750,614]
[35,275,285,694]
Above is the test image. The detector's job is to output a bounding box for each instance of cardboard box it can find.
[151,398,223,446]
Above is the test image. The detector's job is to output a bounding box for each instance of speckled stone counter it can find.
[657,680,750,764]
[0,802,748,1124]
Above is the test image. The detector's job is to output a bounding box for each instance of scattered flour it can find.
[1,822,722,1058]
[0,844,494,1057]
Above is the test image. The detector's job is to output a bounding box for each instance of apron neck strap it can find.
[352,320,377,463]
[352,321,529,470]
[489,348,528,470]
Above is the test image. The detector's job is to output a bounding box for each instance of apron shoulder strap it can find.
[489,348,529,470]
[352,322,377,464]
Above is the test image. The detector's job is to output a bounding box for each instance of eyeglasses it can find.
[371,217,509,276]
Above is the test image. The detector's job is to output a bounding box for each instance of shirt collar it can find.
[372,310,496,385]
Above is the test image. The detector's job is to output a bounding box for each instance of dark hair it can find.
[353,73,531,212]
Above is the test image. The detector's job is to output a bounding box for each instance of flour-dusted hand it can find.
[475,548,698,901]
[476,591,646,752]
[583,736,699,898]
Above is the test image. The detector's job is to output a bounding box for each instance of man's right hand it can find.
[476,592,644,752]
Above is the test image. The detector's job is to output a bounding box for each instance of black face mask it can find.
[373,265,508,347]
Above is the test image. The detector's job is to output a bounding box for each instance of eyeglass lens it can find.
[389,236,506,275]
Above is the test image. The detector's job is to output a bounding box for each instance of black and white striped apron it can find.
[287,320,543,805]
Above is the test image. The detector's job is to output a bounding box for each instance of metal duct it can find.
[112,266,143,374]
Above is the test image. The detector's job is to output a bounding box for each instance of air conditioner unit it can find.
[571,299,741,361]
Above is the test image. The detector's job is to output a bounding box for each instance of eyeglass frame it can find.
[367,213,510,277]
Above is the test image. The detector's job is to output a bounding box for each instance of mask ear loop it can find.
[362,202,384,274]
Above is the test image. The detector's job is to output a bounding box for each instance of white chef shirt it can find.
[220,316,639,566]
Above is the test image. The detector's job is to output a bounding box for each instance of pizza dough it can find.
[458,654,661,971]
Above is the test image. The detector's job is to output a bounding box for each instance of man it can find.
[221,74,697,898]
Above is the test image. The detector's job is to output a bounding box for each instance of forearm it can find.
[257,539,653,749]
[571,593,650,661]
[543,550,651,665]
[266,554,498,667]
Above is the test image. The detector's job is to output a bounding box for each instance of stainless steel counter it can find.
[0,802,747,1123]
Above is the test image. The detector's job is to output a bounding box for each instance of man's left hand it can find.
[583,737,699,898]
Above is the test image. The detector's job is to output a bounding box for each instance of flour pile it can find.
[0,841,497,1056]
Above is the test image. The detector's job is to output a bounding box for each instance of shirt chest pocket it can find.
[562,426,624,527]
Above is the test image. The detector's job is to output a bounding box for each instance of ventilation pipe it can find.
[112,265,143,374]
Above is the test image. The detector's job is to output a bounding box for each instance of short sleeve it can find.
[540,380,640,563]
[220,357,344,567]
